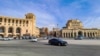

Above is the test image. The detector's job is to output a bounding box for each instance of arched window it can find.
[0,27,5,33]
[4,18,7,22]
[8,27,13,33]
[84,32,86,37]
[26,21,28,24]
[12,19,14,23]
[8,19,10,23]
[16,28,21,33]
[0,18,2,22]
[16,20,18,24]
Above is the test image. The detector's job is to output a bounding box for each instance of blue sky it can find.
[0,0,100,29]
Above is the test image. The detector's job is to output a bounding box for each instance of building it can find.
[62,19,100,39]
[0,13,40,38]
[34,27,40,37]
[52,28,61,37]
[39,27,49,37]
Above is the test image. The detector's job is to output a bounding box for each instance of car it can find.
[8,37,13,40]
[3,38,10,41]
[48,38,68,46]
[74,36,83,40]
[0,37,3,40]
[30,37,38,42]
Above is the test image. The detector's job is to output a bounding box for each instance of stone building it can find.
[52,28,61,37]
[0,13,40,38]
[62,19,100,39]
[39,27,49,37]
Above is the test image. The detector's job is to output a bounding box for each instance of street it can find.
[0,39,100,56]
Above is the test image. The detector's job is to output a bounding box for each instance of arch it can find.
[66,33,67,38]
[0,26,5,33]
[84,32,86,37]
[8,27,13,33]
[63,33,65,38]
[16,27,21,33]
[8,34,13,37]
[0,18,2,22]
[0,34,4,38]
[71,32,73,38]
[88,32,89,37]
[8,19,11,23]
[78,31,83,37]
[90,32,92,37]
[74,32,76,37]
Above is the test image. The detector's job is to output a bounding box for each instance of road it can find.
[0,39,100,56]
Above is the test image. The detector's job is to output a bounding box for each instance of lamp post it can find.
[57,24,59,38]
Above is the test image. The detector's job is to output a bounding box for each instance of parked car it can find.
[3,38,10,41]
[48,38,68,46]
[0,37,3,40]
[30,37,38,42]
[74,36,83,40]
[8,37,14,40]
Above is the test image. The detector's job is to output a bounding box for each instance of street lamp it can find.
[57,24,59,38]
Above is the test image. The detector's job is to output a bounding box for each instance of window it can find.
[0,18,2,22]
[20,20,21,24]
[26,21,28,24]
[8,19,10,23]
[8,27,13,33]
[0,27,5,33]
[12,20,14,23]
[16,20,18,24]
[4,18,6,22]
[16,28,21,33]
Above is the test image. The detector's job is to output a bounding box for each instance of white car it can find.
[8,38,13,40]
[31,37,38,42]
[3,38,10,41]
[0,37,3,40]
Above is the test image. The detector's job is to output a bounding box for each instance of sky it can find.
[0,0,100,30]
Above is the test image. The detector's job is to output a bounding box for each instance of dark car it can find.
[48,38,68,46]
[74,36,83,40]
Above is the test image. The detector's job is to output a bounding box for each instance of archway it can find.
[78,31,83,39]
[8,27,13,33]
[0,27,5,33]
[0,34,4,38]
[78,31,83,37]
[16,27,21,33]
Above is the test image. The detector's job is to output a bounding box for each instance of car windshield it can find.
[57,39,63,41]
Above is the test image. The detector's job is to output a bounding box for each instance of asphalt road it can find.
[0,40,100,56]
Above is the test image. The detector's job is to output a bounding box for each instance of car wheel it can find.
[58,43,61,46]
[49,42,51,45]
[64,43,68,46]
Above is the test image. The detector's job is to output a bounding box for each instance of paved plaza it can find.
[0,39,100,56]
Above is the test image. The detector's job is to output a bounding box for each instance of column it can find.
[73,32,74,38]
[66,33,67,38]
[64,32,66,38]
[82,31,84,37]
[62,33,64,38]
[13,27,16,37]
[4,27,8,37]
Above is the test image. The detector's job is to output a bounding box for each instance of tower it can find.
[25,13,36,36]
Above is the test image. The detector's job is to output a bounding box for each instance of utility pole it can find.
[57,24,59,38]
